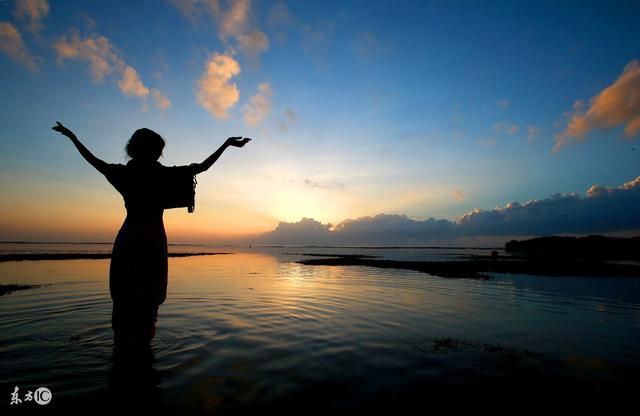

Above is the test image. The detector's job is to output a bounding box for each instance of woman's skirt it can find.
[109,215,168,305]
[109,215,168,345]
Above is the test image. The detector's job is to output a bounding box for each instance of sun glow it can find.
[266,187,345,225]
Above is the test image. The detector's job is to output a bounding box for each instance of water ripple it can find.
[1,252,639,411]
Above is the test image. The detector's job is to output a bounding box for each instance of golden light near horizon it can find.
[265,187,347,225]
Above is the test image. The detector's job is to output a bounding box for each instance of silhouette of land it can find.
[294,235,640,279]
[505,235,640,260]
[0,284,44,296]
[295,254,494,279]
[295,255,640,278]
[0,252,232,262]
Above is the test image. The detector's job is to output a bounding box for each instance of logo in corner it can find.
[34,387,52,405]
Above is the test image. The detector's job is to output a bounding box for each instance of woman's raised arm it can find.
[52,121,108,174]
[193,136,251,175]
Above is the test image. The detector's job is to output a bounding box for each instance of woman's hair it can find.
[125,128,165,160]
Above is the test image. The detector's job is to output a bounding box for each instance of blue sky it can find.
[0,0,639,243]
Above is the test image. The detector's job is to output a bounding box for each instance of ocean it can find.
[1,242,639,412]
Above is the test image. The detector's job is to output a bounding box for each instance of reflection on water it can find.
[107,341,165,412]
[1,251,640,412]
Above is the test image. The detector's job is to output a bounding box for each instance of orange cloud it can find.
[172,0,269,58]
[0,22,40,72]
[54,29,170,109]
[493,121,518,135]
[452,188,465,202]
[196,52,241,118]
[118,65,149,98]
[216,0,269,57]
[236,29,269,57]
[268,1,293,28]
[555,60,640,151]
[151,89,171,110]
[242,82,272,126]
[218,0,251,38]
[14,0,49,34]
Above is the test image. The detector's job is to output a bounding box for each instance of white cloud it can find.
[556,60,640,151]
[0,22,40,72]
[53,29,170,110]
[196,52,241,118]
[242,82,272,126]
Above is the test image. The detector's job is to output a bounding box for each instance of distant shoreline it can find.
[295,254,640,279]
[0,252,232,262]
[0,284,45,296]
[0,241,503,249]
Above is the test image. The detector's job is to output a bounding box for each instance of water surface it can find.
[1,245,639,412]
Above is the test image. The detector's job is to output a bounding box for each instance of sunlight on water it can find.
[1,250,640,412]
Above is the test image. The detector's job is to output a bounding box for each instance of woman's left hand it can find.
[225,137,251,148]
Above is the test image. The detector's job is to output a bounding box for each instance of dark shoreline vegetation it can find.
[294,254,640,279]
[505,235,640,261]
[293,235,640,279]
[0,284,46,296]
[0,252,232,262]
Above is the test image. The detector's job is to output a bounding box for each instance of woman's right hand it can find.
[225,137,251,148]
[52,121,76,140]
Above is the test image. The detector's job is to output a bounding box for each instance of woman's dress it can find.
[100,159,197,346]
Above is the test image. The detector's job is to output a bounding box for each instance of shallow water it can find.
[1,247,640,412]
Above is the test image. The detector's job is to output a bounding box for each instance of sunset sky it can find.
[1,0,639,244]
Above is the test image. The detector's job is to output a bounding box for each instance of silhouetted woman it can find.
[52,122,250,352]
